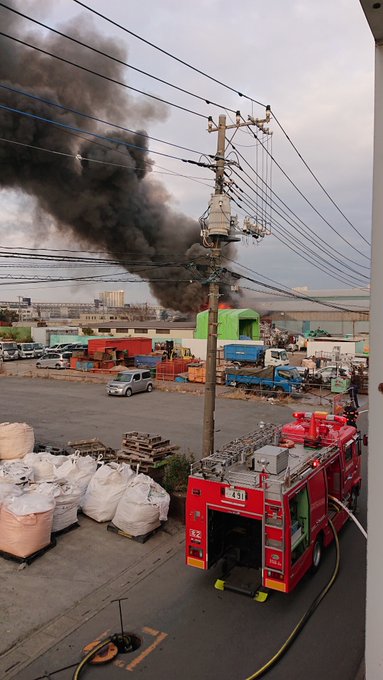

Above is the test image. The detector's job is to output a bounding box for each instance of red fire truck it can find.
[186,412,362,594]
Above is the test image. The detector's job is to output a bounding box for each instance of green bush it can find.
[163,452,194,494]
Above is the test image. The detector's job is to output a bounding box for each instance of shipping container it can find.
[88,337,152,357]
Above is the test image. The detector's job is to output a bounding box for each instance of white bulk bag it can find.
[0,460,34,484]
[0,482,22,505]
[54,454,97,504]
[82,462,133,522]
[0,491,55,558]
[112,474,170,536]
[0,422,35,460]
[32,481,82,533]
[24,452,68,482]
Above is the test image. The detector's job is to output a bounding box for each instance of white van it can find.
[106,370,153,397]
[17,343,35,359]
[0,341,19,360]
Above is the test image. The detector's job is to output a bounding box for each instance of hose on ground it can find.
[244,517,340,679]
[72,637,113,680]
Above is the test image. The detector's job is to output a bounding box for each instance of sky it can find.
[0,0,375,308]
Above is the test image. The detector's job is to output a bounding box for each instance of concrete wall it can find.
[306,338,367,358]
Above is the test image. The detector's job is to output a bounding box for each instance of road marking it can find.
[125,631,168,672]
[142,626,160,637]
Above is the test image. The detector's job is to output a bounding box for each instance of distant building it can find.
[195,309,261,340]
[99,290,125,308]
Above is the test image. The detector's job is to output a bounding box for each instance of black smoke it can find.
[0,2,238,312]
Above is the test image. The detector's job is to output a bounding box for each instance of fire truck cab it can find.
[186,412,361,594]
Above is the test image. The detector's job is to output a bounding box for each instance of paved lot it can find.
[0,376,368,680]
[0,376,294,454]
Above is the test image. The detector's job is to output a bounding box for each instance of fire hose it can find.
[244,497,367,680]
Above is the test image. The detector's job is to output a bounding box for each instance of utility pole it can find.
[201,109,272,457]
[202,114,226,457]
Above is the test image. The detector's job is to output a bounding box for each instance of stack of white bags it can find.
[0,421,170,558]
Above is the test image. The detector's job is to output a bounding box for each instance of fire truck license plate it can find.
[225,488,246,501]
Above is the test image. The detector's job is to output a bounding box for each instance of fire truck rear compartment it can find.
[208,509,262,570]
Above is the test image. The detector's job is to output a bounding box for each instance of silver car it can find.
[36,352,71,370]
[106,370,153,397]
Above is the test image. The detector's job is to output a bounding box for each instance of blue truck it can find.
[223,344,289,367]
[225,365,303,394]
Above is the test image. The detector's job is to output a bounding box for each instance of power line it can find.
[223,267,369,315]
[0,3,240,117]
[0,83,214,158]
[228,131,371,259]
[0,137,215,189]
[222,255,370,310]
[228,190,369,288]
[70,0,370,252]
[0,102,213,167]
[72,0,266,107]
[271,110,371,246]
[227,159,371,270]
[227,173,370,283]
[69,1,370,253]
[0,31,207,120]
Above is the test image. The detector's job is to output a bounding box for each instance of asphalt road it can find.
[0,378,367,680]
[0,376,294,456]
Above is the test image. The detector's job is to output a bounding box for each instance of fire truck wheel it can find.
[311,535,323,573]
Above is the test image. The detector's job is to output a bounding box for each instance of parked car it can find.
[17,343,35,359]
[314,365,351,385]
[0,341,19,360]
[106,369,153,397]
[36,352,71,370]
[32,343,45,358]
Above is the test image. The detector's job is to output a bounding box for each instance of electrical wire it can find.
[222,255,370,309]
[71,0,371,250]
[0,31,207,120]
[228,167,371,275]
[72,0,266,107]
[0,137,215,189]
[228,131,371,259]
[0,83,214,158]
[271,110,371,246]
[0,4,239,116]
[228,187,370,288]
[244,517,340,679]
[0,102,212,166]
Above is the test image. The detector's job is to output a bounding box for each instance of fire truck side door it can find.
[342,441,355,497]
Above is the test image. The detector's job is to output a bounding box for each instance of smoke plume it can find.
[0,2,238,312]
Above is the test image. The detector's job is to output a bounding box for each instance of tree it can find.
[0,308,18,323]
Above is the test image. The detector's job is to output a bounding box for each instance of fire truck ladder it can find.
[192,423,282,480]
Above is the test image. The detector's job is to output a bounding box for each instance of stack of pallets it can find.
[117,432,179,476]
[66,438,117,462]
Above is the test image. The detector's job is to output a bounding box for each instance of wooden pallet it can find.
[52,522,80,538]
[107,521,161,543]
[0,538,57,565]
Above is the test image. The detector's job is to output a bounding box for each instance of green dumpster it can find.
[331,377,350,394]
